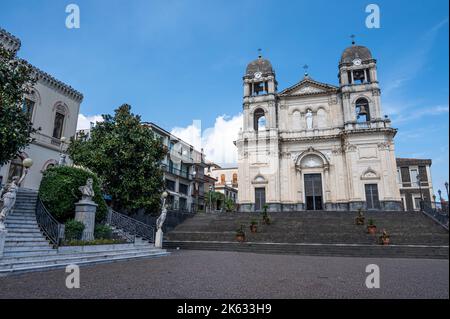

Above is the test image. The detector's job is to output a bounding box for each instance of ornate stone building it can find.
[236,42,402,212]
[0,28,82,190]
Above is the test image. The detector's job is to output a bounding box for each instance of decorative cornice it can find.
[21,59,84,103]
[0,27,21,53]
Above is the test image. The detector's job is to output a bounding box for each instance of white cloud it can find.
[171,114,243,167]
[392,104,449,124]
[77,114,104,130]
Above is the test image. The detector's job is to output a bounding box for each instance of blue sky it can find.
[1,0,449,198]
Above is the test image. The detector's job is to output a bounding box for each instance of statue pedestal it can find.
[0,228,7,258]
[155,228,163,248]
[75,200,97,241]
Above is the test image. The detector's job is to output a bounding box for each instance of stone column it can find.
[74,200,97,241]
[0,229,7,257]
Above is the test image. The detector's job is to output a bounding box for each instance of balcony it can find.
[162,165,192,180]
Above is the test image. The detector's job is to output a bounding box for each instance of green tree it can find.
[0,47,36,165]
[67,104,166,213]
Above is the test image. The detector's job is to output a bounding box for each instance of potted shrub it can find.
[355,208,365,225]
[379,229,390,245]
[262,204,271,225]
[236,225,245,242]
[250,220,258,233]
[367,219,377,234]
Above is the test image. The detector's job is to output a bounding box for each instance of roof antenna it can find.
[258,48,262,58]
[303,64,309,78]
[350,34,356,45]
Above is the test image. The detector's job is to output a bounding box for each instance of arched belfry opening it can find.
[355,98,370,122]
[254,108,266,131]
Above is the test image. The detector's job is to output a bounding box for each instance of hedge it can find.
[38,165,108,223]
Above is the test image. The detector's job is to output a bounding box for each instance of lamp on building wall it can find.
[22,158,33,169]
[19,158,33,187]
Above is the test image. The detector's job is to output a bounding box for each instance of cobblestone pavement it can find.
[0,250,448,299]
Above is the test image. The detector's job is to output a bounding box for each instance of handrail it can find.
[421,201,449,231]
[36,199,64,247]
[107,208,155,243]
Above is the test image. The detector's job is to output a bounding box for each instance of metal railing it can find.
[36,199,64,247]
[107,208,155,243]
[162,165,192,180]
[421,201,449,230]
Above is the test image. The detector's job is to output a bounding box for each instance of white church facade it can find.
[236,42,402,212]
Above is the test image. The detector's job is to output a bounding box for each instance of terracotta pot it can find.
[367,225,377,234]
[236,234,245,242]
[250,225,257,233]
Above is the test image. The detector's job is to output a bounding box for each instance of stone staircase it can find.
[164,211,449,259]
[0,189,169,276]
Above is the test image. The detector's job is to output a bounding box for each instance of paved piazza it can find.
[0,250,448,299]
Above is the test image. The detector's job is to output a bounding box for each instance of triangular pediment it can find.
[279,78,338,97]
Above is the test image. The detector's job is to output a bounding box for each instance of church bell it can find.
[358,105,368,115]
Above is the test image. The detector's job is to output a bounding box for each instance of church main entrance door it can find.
[255,187,266,211]
[304,173,323,210]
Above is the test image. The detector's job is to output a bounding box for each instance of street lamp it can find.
[438,189,442,203]
[209,185,213,213]
[445,182,449,201]
[192,170,198,213]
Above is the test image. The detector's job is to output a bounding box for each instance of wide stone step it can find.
[0,247,164,269]
[5,236,49,242]
[5,222,39,228]
[5,242,52,249]
[1,250,58,259]
[165,241,449,259]
[4,222,39,228]
[6,215,37,220]
[0,250,169,275]
[5,228,43,234]
[4,245,53,252]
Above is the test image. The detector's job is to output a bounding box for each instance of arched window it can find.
[253,108,266,131]
[355,98,370,122]
[232,173,238,185]
[52,104,68,139]
[220,174,226,184]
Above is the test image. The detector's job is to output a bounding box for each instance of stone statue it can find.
[58,153,67,166]
[79,178,95,202]
[155,193,168,248]
[0,169,28,230]
[156,198,168,231]
[306,110,313,130]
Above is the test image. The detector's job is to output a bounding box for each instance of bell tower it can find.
[242,50,278,132]
[237,51,282,212]
[338,38,384,129]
